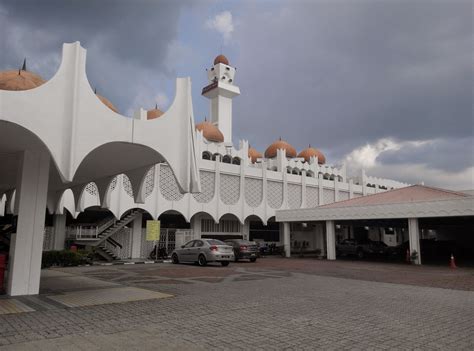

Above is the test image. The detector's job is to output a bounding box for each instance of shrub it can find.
[42,250,92,268]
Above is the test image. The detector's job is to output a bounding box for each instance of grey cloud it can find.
[0,0,191,113]
[376,137,474,173]
[232,0,473,162]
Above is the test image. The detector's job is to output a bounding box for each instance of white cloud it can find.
[342,138,473,190]
[206,11,234,42]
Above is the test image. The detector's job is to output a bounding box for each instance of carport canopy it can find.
[276,185,474,264]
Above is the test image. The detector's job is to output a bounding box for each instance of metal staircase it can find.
[74,209,142,261]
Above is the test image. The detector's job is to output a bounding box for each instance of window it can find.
[184,240,195,248]
[232,157,241,165]
[194,240,204,247]
[222,155,232,163]
[202,152,211,160]
[201,219,241,233]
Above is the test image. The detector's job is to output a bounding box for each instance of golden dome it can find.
[0,65,45,91]
[214,54,229,66]
[264,138,297,159]
[95,90,118,113]
[248,146,263,163]
[195,119,224,143]
[147,104,164,120]
[298,145,326,164]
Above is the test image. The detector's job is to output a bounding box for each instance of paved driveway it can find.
[0,258,473,350]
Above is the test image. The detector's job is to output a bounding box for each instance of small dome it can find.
[0,69,45,91]
[95,91,118,113]
[195,119,224,143]
[248,147,262,163]
[264,138,297,159]
[147,104,164,120]
[214,54,229,66]
[298,145,326,164]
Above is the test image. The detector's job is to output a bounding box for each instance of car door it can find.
[189,240,205,262]
[180,240,196,262]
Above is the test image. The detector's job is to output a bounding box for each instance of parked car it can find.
[224,239,258,262]
[171,239,234,266]
[336,239,387,258]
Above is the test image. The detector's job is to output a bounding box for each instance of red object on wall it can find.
[70,245,77,252]
[0,254,6,294]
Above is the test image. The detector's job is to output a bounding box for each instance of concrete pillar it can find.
[8,151,50,296]
[326,220,336,260]
[314,223,325,255]
[408,218,421,265]
[281,222,291,258]
[52,214,67,250]
[131,212,143,259]
[242,219,250,241]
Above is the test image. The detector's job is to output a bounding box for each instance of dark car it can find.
[336,239,387,259]
[225,239,258,262]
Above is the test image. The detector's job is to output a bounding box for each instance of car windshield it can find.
[205,239,227,245]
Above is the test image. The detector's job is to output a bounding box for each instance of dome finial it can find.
[155,103,158,110]
[94,87,97,94]
[21,58,26,71]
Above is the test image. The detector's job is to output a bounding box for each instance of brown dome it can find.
[264,138,297,159]
[195,120,224,143]
[96,93,118,113]
[147,104,164,120]
[0,69,45,91]
[298,145,326,164]
[214,54,229,66]
[248,146,263,163]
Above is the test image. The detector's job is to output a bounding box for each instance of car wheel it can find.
[357,249,364,259]
[221,261,230,267]
[250,258,257,263]
[234,253,239,262]
[171,253,179,264]
[198,254,207,266]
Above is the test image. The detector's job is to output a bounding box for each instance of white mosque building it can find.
[0,47,409,265]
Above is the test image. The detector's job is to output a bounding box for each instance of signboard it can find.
[146,220,160,241]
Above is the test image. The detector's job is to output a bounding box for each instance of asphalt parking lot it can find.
[0,257,473,350]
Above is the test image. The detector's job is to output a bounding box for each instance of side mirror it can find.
[181,245,185,248]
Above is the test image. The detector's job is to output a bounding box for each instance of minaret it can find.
[201,54,240,143]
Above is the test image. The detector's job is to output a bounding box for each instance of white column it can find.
[326,220,336,260]
[242,219,250,241]
[408,218,421,265]
[314,223,325,255]
[8,151,50,296]
[131,212,143,259]
[281,222,291,258]
[52,214,67,250]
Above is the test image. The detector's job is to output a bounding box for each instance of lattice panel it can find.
[141,228,155,258]
[122,175,134,198]
[109,177,117,191]
[159,165,184,201]
[43,227,54,251]
[245,178,263,207]
[85,182,98,196]
[267,181,283,209]
[288,184,302,209]
[306,186,319,208]
[323,188,335,204]
[339,191,350,201]
[145,167,155,198]
[353,193,363,198]
[193,171,215,203]
[220,174,240,205]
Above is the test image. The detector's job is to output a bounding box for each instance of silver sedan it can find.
[171,239,234,266]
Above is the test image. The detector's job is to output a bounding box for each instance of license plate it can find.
[222,256,229,258]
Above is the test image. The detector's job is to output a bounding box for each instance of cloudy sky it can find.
[1,0,472,190]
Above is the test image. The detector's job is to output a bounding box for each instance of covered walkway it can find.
[276,185,474,265]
